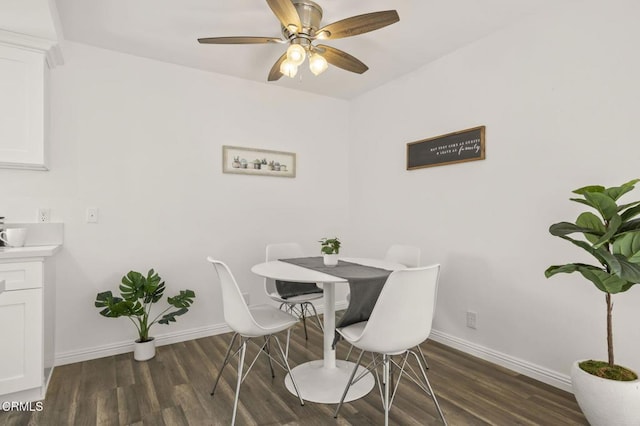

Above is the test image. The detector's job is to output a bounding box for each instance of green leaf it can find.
[579,267,634,294]
[605,179,640,201]
[593,213,622,248]
[584,192,618,221]
[573,185,605,195]
[613,232,640,262]
[158,308,188,325]
[570,198,597,209]
[576,212,606,244]
[120,270,146,301]
[557,235,621,273]
[618,218,640,234]
[545,263,634,294]
[167,289,196,308]
[613,255,640,282]
[549,222,602,237]
[620,203,640,221]
[94,291,115,308]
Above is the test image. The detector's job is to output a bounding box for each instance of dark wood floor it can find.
[1,320,586,425]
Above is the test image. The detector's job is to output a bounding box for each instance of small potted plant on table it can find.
[545,179,640,425]
[319,237,341,266]
[95,269,196,361]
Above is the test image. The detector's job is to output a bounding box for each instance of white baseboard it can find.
[56,303,572,396]
[429,329,572,393]
[55,323,232,366]
[55,300,347,367]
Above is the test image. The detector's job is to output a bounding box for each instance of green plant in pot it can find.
[95,269,196,361]
[545,179,640,425]
[319,237,341,266]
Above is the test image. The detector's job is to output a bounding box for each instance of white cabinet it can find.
[0,288,43,395]
[0,250,57,404]
[0,44,49,170]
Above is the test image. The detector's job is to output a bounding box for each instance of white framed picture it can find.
[222,145,296,178]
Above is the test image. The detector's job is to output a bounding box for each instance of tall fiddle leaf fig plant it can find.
[95,269,196,343]
[545,179,640,380]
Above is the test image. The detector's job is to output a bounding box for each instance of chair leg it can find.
[409,350,447,425]
[300,303,309,340]
[306,301,324,331]
[344,344,354,361]
[211,332,239,396]
[416,344,430,369]
[334,349,365,418]
[285,328,291,359]
[273,335,305,406]
[383,354,390,426]
[231,338,247,426]
[264,336,275,378]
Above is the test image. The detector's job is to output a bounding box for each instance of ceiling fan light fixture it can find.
[309,53,328,76]
[286,44,306,66]
[280,59,298,78]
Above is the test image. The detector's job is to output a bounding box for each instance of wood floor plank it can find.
[116,385,142,425]
[0,318,587,426]
[96,388,119,426]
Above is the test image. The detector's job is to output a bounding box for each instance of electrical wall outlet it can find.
[86,207,99,223]
[38,208,50,223]
[242,292,250,305]
[466,311,478,329]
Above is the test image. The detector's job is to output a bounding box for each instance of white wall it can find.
[3,0,639,391]
[0,41,350,361]
[347,0,640,389]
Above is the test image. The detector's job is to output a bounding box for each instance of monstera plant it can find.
[95,269,195,360]
[545,179,640,425]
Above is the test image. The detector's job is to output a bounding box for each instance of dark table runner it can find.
[279,256,393,346]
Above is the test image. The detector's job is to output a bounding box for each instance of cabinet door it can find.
[0,289,43,395]
[0,45,48,170]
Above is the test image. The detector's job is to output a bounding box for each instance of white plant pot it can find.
[134,337,156,361]
[571,360,640,426]
[323,254,339,267]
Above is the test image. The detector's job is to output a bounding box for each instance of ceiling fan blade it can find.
[316,10,399,40]
[266,0,302,32]
[316,45,368,74]
[198,36,282,44]
[268,52,288,81]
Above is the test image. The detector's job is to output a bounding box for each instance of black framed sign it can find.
[406,126,486,170]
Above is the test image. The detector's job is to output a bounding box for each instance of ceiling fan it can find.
[198,0,399,81]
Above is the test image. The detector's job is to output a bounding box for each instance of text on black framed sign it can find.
[406,126,486,170]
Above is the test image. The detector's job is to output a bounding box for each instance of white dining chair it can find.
[346,245,420,308]
[334,264,447,426]
[344,244,423,361]
[265,243,323,340]
[207,258,304,425]
[384,244,433,371]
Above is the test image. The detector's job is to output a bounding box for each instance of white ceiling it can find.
[52,0,563,100]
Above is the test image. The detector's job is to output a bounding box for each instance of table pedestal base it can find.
[284,359,374,404]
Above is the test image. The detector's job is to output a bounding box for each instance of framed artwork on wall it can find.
[407,126,486,170]
[222,145,296,178]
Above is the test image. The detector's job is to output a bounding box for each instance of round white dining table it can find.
[250,257,405,404]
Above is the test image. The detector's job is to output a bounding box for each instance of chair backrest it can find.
[264,243,306,294]
[207,257,261,336]
[384,244,421,268]
[353,264,440,354]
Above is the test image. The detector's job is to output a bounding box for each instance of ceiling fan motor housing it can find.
[282,0,323,40]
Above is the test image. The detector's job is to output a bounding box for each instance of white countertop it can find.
[0,245,62,260]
